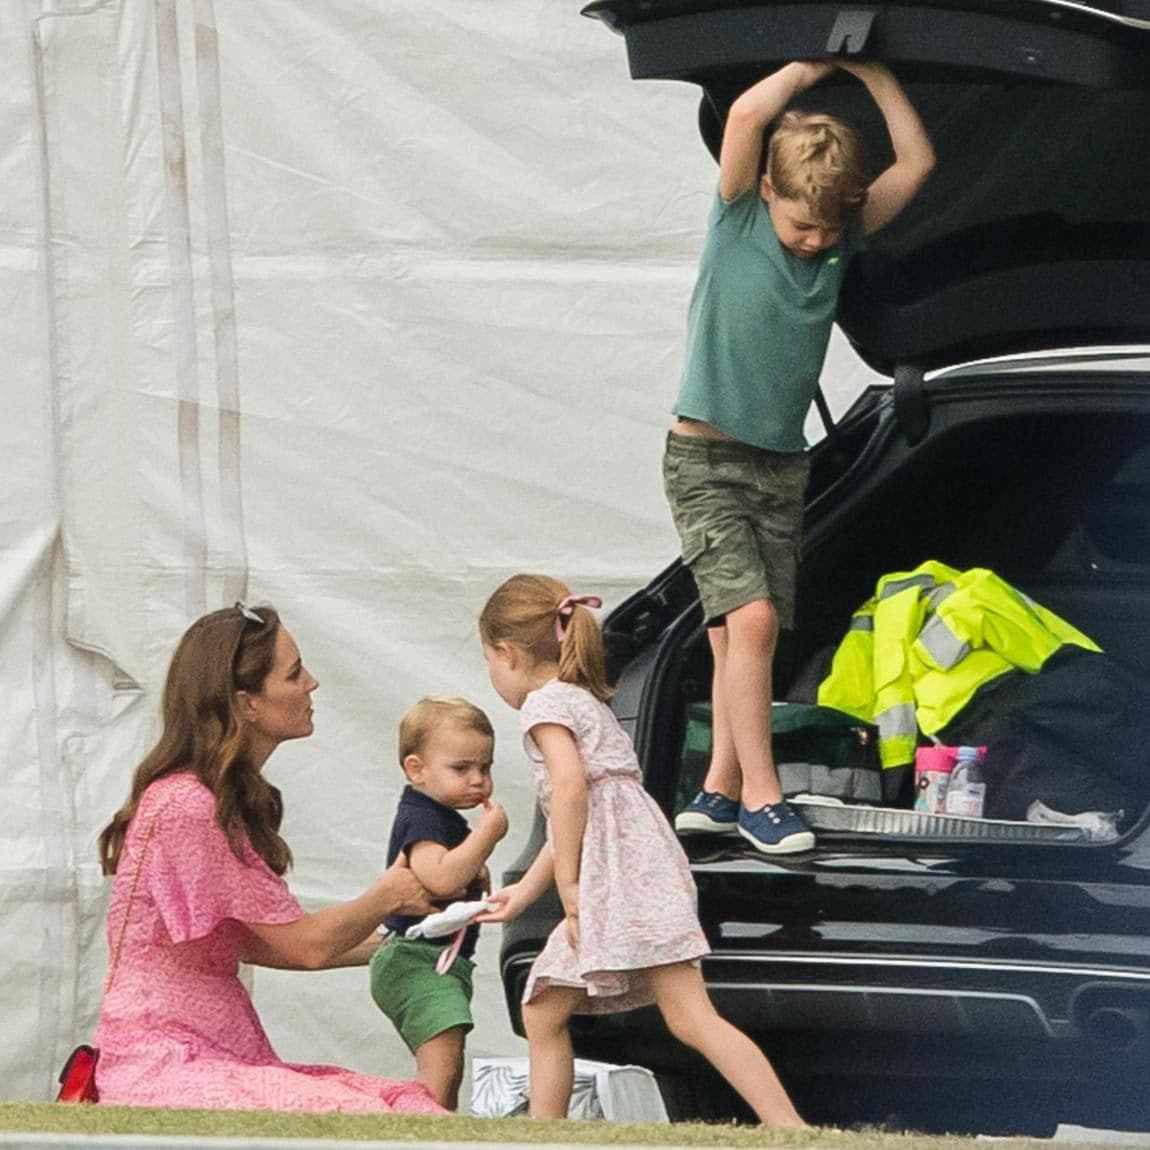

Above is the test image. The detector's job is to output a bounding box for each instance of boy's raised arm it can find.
[720,60,834,202]
[837,61,936,235]
[407,804,508,899]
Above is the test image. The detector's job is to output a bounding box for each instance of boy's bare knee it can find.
[723,601,779,653]
[731,597,777,628]
[707,625,729,657]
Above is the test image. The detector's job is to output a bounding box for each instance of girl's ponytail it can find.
[557,597,612,703]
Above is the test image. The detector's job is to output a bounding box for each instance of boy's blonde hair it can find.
[479,573,612,703]
[398,696,494,767]
[765,110,869,227]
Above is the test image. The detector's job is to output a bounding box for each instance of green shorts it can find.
[662,431,809,628]
[369,935,475,1053]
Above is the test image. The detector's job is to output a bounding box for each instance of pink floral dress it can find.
[92,773,444,1113]
[520,679,709,1014]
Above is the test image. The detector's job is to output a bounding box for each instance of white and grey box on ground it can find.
[469,1057,669,1122]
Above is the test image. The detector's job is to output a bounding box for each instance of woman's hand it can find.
[377,854,438,917]
[244,854,435,971]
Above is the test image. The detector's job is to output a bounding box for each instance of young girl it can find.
[478,573,806,1127]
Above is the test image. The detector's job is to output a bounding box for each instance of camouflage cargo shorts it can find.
[662,431,809,628]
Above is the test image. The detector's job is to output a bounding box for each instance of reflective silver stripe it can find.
[878,573,938,600]
[875,702,916,741]
[918,613,970,669]
[925,581,956,611]
[848,614,874,632]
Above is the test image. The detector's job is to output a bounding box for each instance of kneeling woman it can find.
[92,604,445,1114]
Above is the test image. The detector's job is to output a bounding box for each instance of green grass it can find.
[0,1102,1070,1150]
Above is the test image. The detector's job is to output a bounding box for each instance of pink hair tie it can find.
[555,594,603,642]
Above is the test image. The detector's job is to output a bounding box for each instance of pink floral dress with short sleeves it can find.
[92,773,444,1113]
[520,679,709,1013]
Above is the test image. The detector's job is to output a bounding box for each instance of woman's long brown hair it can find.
[97,605,294,876]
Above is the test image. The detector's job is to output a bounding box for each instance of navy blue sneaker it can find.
[738,800,816,854]
[674,790,740,835]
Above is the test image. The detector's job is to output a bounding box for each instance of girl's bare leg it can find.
[650,961,807,1128]
[522,985,585,1119]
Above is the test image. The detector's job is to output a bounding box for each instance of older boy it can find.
[668,60,935,853]
[369,696,508,1110]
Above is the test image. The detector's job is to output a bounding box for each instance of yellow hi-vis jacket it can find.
[816,560,1102,769]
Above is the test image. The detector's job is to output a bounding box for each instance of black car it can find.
[498,0,1150,1136]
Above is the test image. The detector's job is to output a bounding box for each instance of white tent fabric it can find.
[1,0,882,1102]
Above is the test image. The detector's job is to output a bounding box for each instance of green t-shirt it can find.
[674,188,863,452]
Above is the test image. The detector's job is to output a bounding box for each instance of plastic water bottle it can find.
[914,744,956,814]
[944,745,986,818]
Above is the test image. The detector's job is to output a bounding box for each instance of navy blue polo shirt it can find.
[383,785,484,958]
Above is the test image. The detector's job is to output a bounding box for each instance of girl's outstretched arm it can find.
[836,60,936,235]
[242,855,435,970]
[531,722,587,945]
[479,842,555,923]
[720,60,834,202]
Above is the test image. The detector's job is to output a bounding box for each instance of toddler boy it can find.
[370,696,508,1110]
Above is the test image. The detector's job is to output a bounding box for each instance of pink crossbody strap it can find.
[104,788,182,992]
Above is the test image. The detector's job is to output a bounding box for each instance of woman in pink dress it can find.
[477,574,806,1128]
[91,603,446,1113]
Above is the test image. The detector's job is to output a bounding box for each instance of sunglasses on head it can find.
[235,601,264,625]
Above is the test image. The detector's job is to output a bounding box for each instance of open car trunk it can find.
[651,373,1150,848]
[579,0,1150,849]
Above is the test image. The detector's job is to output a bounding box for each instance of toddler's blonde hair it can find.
[765,110,869,227]
[398,696,493,767]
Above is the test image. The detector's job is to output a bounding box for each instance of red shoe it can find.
[56,1045,99,1103]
